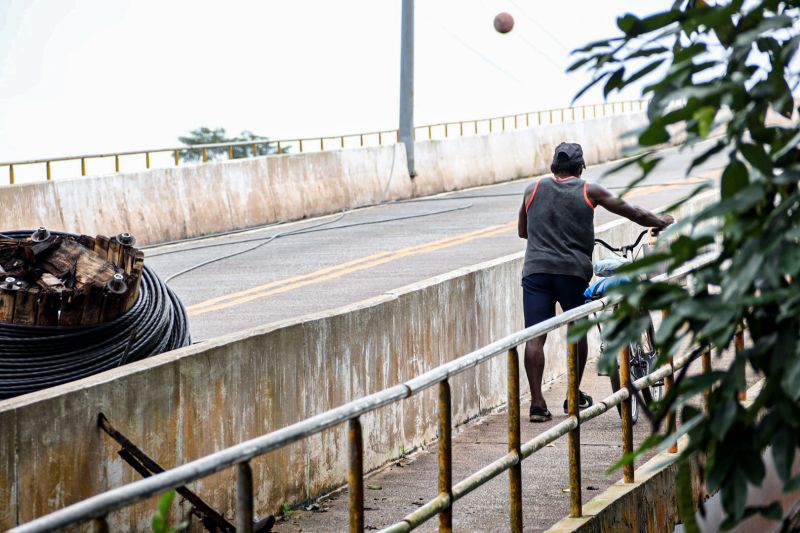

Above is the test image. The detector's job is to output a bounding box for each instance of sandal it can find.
[563,391,594,414]
[529,405,552,422]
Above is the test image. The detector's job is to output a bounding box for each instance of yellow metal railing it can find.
[11,253,732,533]
[0,100,648,185]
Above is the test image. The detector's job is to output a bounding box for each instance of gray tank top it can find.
[522,176,595,281]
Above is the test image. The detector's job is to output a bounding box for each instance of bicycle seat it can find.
[584,276,631,300]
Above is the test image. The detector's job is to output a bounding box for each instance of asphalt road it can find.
[145,142,726,341]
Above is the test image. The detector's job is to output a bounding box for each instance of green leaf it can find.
[720,160,749,199]
[710,400,737,440]
[152,490,176,533]
[772,427,796,482]
[739,451,766,486]
[739,143,773,177]
[721,467,748,522]
[784,473,800,494]
[617,14,640,35]
[572,71,612,103]
[604,68,626,97]
[625,59,665,86]
[628,46,669,59]
[639,124,670,146]
[693,106,716,138]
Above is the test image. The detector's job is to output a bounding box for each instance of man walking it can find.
[518,142,674,422]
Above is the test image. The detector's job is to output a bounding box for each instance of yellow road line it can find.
[187,222,514,316]
[187,176,714,317]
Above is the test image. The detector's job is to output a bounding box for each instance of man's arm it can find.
[586,182,674,230]
[518,202,528,238]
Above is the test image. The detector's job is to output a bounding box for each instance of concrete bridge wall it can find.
[0,114,649,245]
[0,192,716,531]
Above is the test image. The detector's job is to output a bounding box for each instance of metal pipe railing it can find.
[9,252,712,533]
[0,99,649,184]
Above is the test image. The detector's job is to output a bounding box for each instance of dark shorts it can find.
[522,273,589,328]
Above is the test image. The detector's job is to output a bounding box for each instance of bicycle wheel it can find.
[609,360,639,424]
[632,317,663,404]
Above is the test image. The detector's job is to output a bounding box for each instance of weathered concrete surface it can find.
[0,191,716,530]
[0,114,650,246]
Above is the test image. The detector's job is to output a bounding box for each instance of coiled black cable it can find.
[0,230,191,399]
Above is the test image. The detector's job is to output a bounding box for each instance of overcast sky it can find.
[0,0,667,162]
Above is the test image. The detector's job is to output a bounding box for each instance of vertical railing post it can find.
[537,111,542,125]
[174,150,180,166]
[438,380,453,532]
[526,113,530,127]
[114,154,120,172]
[253,143,258,157]
[567,338,582,517]
[340,137,345,149]
[92,516,109,533]
[299,139,304,152]
[9,164,14,185]
[662,310,677,453]
[348,417,364,533]
[46,161,52,180]
[81,158,87,176]
[735,328,746,400]
[202,147,208,162]
[236,462,254,533]
[619,345,635,483]
[489,119,493,133]
[703,348,713,412]
[145,152,151,169]
[508,347,523,532]
[549,110,554,124]
[560,108,564,122]
[229,145,234,160]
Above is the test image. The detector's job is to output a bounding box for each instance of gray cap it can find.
[552,142,586,169]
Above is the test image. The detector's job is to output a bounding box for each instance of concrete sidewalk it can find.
[273,360,662,533]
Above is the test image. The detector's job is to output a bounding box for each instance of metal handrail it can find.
[0,99,648,184]
[9,250,710,533]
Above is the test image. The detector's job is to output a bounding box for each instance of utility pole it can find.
[399,0,415,176]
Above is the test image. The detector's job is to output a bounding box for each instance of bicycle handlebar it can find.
[594,229,650,254]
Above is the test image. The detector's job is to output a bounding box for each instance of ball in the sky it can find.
[494,12,514,34]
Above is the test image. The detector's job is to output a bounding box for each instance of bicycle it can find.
[584,229,664,424]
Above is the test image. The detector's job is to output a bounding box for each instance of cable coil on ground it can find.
[0,230,191,400]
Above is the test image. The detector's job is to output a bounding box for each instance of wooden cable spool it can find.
[0,229,144,327]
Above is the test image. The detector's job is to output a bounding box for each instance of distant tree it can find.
[177,127,284,161]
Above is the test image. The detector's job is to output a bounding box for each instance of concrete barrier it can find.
[0,114,650,246]
[0,190,717,530]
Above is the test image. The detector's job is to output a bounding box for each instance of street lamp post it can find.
[399,0,415,176]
